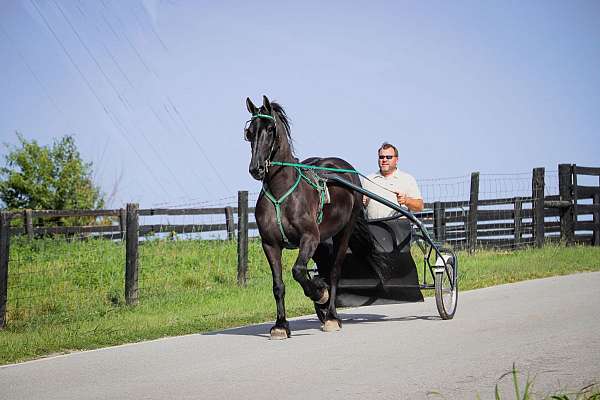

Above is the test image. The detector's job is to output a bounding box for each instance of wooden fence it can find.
[1,164,599,328]
[415,164,599,251]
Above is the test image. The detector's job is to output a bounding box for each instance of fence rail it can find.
[1,164,599,329]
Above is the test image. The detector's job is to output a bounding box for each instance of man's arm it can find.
[397,193,424,212]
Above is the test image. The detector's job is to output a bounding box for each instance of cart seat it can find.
[313,216,424,307]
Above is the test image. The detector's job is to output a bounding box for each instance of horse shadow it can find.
[204,312,441,338]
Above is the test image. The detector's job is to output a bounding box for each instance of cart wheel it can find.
[434,256,458,320]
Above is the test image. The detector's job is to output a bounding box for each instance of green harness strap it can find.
[262,166,329,246]
[268,160,362,225]
[269,161,359,175]
[297,168,327,224]
[262,169,302,245]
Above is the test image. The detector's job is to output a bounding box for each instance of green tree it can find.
[0,133,105,211]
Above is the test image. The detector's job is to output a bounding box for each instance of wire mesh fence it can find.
[136,214,239,301]
[411,169,566,251]
[1,202,247,327]
[1,164,598,329]
[6,234,125,329]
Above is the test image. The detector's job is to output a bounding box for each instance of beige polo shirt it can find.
[361,169,422,219]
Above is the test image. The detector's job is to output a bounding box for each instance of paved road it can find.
[2,272,600,400]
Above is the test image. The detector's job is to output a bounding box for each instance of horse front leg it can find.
[291,232,329,305]
[262,242,290,339]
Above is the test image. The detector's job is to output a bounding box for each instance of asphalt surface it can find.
[2,272,599,400]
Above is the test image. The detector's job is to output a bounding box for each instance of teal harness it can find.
[262,165,330,246]
[250,113,360,247]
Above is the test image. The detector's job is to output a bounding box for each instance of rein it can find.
[268,161,400,196]
[249,114,394,247]
[267,161,359,175]
[261,162,357,247]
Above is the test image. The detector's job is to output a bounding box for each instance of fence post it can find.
[433,201,446,243]
[558,164,574,245]
[24,209,34,240]
[0,212,10,329]
[119,208,127,240]
[514,197,523,248]
[225,207,235,241]
[467,172,479,253]
[532,167,545,248]
[125,203,139,305]
[594,191,600,246]
[237,191,248,286]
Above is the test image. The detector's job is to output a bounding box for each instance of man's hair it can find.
[378,142,398,157]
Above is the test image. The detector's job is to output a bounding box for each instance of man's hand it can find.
[396,192,424,212]
[396,192,407,206]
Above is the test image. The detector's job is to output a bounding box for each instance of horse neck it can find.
[263,132,297,196]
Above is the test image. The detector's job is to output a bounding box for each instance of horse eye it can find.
[267,125,275,133]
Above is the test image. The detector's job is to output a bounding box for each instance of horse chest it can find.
[255,195,314,246]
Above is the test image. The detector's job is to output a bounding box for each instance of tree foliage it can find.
[0,133,105,211]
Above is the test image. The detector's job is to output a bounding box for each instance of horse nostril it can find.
[249,165,265,180]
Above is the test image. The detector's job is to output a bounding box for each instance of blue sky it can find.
[1,1,599,208]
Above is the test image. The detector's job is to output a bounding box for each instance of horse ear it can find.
[246,97,258,115]
[262,95,272,114]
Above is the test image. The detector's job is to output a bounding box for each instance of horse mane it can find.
[269,101,295,156]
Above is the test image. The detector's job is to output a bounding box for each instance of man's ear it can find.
[262,95,272,114]
[246,97,258,115]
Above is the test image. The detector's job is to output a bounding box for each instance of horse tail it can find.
[348,209,392,283]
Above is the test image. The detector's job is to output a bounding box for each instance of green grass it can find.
[1,237,599,365]
[489,363,600,400]
[428,363,600,399]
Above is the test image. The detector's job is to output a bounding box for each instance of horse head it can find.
[245,95,278,181]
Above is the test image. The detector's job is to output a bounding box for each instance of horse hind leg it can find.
[322,222,355,332]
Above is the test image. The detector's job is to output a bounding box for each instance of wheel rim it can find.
[441,264,457,313]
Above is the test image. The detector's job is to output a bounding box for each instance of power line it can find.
[75,0,211,197]
[52,0,131,110]
[99,0,158,79]
[100,2,231,194]
[147,104,212,195]
[51,0,191,199]
[0,22,75,136]
[29,0,169,201]
[166,96,232,192]
[2,19,112,194]
[132,2,169,53]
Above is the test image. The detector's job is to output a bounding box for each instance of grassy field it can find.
[1,237,599,365]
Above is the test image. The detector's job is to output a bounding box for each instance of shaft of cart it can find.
[324,174,455,275]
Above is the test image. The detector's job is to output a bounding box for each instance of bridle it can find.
[244,113,278,177]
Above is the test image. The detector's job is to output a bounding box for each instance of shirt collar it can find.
[375,169,399,179]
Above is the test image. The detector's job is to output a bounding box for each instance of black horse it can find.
[244,95,386,339]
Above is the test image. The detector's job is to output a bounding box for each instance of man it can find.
[362,142,424,219]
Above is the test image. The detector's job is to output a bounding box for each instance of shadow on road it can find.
[204,313,440,338]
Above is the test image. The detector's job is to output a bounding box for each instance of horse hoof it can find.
[270,328,289,340]
[316,288,329,305]
[321,319,341,332]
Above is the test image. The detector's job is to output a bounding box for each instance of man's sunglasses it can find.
[378,155,395,160]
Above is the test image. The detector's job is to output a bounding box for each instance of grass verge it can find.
[1,238,599,365]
